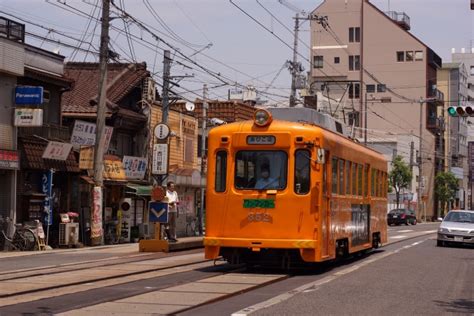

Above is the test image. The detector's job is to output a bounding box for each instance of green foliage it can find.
[435,172,459,216]
[388,155,412,207]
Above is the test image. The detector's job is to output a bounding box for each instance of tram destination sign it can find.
[247,135,275,145]
[243,199,275,209]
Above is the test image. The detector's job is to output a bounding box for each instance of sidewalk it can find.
[0,236,204,259]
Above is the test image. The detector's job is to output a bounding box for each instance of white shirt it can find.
[166,190,179,213]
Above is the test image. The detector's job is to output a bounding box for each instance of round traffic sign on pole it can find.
[154,123,170,140]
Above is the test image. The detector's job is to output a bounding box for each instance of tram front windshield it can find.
[235,151,287,190]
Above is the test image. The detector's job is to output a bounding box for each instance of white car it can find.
[437,210,474,247]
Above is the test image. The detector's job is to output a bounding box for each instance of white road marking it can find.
[397,230,414,233]
[391,235,407,239]
[232,238,431,316]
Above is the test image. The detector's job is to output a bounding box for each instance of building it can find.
[0,16,75,237]
[453,48,474,208]
[309,0,444,219]
[62,62,152,245]
[437,62,469,210]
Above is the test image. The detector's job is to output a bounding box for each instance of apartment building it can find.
[437,62,469,209]
[309,0,444,219]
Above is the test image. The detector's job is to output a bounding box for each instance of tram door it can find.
[320,151,331,258]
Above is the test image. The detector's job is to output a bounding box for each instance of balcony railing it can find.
[385,11,410,30]
[0,16,25,43]
[18,124,70,142]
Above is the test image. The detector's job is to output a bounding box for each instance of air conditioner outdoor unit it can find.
[59,222,79,246]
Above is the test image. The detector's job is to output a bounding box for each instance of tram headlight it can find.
[254,109,273,127]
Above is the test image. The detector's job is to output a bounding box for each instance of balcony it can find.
[385,11,410,31]
[0,16,25,43]
[18,124,70,142]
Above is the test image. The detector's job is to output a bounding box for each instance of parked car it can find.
[437,210,474,247]
[387,209,417,226]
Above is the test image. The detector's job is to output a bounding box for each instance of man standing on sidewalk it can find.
[165,181,179,242]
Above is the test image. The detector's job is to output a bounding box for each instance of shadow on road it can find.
[433,298,474,314]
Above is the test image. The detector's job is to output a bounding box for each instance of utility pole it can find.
[199,84,208,235]
[161,50,171,125]
[92,0,109,245]
[289,14,299,108]
[418,97,424,222]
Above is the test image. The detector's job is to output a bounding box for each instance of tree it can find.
[388,155,412,208]
[435,172,458,217]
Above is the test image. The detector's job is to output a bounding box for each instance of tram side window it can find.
[332,157,338,194]
[345,161,351,195]
[364,164,369,197]
[379,171,384,197]
[357,164,363,196]
[352,162,357,196]
[339,159,345,195]
[215,151,227,192]
[371,169,376,196]
[374,170,379,197]
[294,150,310,194]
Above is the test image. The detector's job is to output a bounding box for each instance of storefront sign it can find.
[152,143,168,175]
[41,170,53,226]
[103,158,126,180]
[123,156,148,180]
[0,149,19,170]
[70,120,113,150]
[91,186,103,239]
[14,108,43,126]
[15,86,43,105]
[181,118,196,136]
[79,146,94,169]
[42,141,73,161]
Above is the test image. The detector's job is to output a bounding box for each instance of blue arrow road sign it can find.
[149,201,168,223]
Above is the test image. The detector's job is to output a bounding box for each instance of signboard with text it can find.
[42,141,73,161]
[152,143,168,175]
[122,156,148,180]
[14,108,43,126]
[103,158,126,180]
[0,150,19,170]
[70,120,113,150]
[79,146,94,169]
[15,86,43,104]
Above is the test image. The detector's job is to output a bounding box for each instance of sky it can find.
[0,0,473,105]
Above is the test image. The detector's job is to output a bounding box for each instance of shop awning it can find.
[125,184,152,196]
[167,168,204,187]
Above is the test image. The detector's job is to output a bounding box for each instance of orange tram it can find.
[204,107,388,266]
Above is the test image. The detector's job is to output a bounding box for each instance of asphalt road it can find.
[182,228,472,316]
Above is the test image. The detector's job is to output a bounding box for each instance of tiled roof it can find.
[62,62,149,116]
[193,100,256,124]
[20,139,80,172]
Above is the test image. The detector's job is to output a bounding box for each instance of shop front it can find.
[79,155,152,245]
[0,149,19,221]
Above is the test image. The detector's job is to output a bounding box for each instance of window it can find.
[332,157,338,194]
[349,27,360,43]
[366,84,375,93]
[215,151,227,192]
[377,84,386,92]
[470,66,474,76]
[352,162,357,195]
[334,57,340,64]
[348,111,360,126]
[415,51,423,61]
[364,165,369,197]
[184,138,194,163]
[406,51,414,61]
[314,55,324,68]
[349,83,360,99]
[358,164,363,196]
[339,159,345,195]
[349,55,360,71]
[235,151,287,190]
[294,150,310,194]
[371,169,376,196]
[397,51,405,62]
[345,161,351,195]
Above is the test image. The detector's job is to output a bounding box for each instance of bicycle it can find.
[0,218,37,251]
